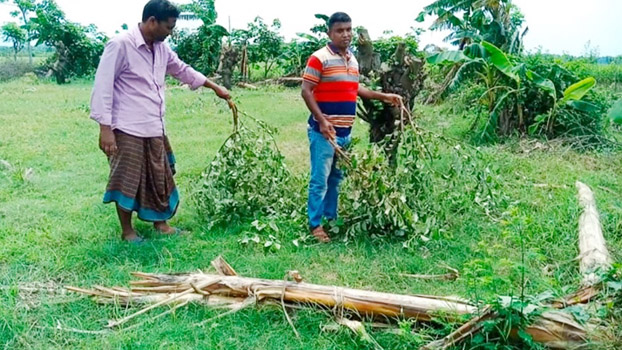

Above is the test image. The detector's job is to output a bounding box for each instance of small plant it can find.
[463,296,546,350]
[0,159,33,184]
[238,219,284,252]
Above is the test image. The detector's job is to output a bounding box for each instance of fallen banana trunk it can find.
[576,181,612,287]
[422,307,590,350]
[68,258,593,348]
[68,268,477,325]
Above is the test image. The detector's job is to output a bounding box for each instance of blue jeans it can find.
[307,127,351,228]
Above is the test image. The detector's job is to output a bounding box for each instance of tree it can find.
[418,0,527,104]
[0,0,36,64]
[428,42,603,139]
[170,0,228,76]
[356,28,426,164]
[30,0,106,84]
[1,22,26,60]
[281,14,329,76]
[417,0,526,53]
[232,17,284,79]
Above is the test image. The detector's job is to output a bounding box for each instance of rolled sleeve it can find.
[165,44,207,90]
[302,55,323,85]
[90,40,125,126]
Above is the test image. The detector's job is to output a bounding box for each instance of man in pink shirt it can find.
[90,0,230,243]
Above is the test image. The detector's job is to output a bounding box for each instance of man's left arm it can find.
[357,86,402,106]
[165,45,230,100]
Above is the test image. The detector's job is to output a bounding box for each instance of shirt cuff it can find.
[189,75,208,90]
[90,113,112,126]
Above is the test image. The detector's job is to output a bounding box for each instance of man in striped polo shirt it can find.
[301,12,402,243]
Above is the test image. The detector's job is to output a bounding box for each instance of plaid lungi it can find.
[103,130,179,222]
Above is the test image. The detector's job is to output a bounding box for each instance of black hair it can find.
[142,0,180,22]
[328,12,352,30]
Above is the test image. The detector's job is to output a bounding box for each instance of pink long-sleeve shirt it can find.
[90,24,207,138]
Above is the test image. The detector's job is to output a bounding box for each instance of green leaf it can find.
[416,11,426,22]
[463,43,487,59]
[561,77,596,103]
[296,32,319,41]
[526,70,556,100]
[314,14,329,21]
[608,99,622,124]
[448,58,485,90]
[568,100,600,113]
[490,90,514,117]
[565,305,591,324]
[481,41,519,83]
[427,50,470,65]
[204,23,229,36]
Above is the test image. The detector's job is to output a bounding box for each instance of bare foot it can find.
[154,221,176,235]
[121,229,141,242]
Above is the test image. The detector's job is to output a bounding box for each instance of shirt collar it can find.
[130,23,149,49]
[327,42,352,59]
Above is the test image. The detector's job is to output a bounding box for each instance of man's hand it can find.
[99,125,117,157]
[319,118,336,141]
[381,93,403,106]
[203,79,231,100]
[213,85,230,100]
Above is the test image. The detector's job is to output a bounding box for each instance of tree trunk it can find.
[240,45,249,83]
[20,9,32,65]
[70,270,477,322]
[425,64,460,105]
[356,27,426,163]
[576,181,612,286]
[69,256,595,348]
[217,44,240,90]
[50,41,69,84]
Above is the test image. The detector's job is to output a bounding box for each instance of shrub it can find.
[0,59,34,82]
[193,117,304,228]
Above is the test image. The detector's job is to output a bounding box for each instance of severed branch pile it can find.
[68,182,615,348]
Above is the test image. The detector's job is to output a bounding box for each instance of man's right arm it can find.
[90,40,124,156]
[301,56,335,141]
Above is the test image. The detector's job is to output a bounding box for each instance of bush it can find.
[193,112,501,246]
[0,59,34,82]
[431,46,615,145]
[193,117,305,228]
[337,126,500,245]
[521,60,614,146]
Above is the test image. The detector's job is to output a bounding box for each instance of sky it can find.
[1,0,620,56]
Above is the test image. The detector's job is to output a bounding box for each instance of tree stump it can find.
[217,44,240,89]
[356,28,426,162]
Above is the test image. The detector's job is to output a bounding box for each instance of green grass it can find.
[0,77,621,349]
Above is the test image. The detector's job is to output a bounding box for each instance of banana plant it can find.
[428,41,598,138]
[427,41,524,137]
[529,77,597,135]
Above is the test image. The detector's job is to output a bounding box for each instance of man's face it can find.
[149,17,176,42]
[328,21,353,51]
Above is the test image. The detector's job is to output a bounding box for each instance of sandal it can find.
[124,236,147,245]
[156,227,189,236]
[311,226,331,243]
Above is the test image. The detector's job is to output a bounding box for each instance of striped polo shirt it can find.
[302,43,359,137]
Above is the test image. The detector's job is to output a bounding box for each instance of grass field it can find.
[1,77,621,349]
